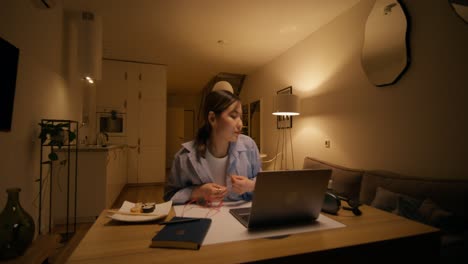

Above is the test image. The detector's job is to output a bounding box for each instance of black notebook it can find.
[151,217,212,250]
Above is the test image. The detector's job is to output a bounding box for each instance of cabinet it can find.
[96,60,128,111]
[53,147,127,222]
[126,62,167,183]
[96,59,167,184]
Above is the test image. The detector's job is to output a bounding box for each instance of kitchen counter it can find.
[53,144,128,223]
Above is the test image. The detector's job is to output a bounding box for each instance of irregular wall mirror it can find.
[362,0,409,86]
[449,0,468,23]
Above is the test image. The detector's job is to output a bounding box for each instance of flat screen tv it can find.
[0,36,19,132]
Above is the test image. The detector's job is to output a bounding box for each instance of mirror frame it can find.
[449,0,468,24]
[361,0,411,87]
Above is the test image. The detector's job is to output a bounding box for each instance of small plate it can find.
[109,213,167,223]
[108,200,172,222]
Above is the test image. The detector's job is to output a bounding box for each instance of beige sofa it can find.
[303,156,468,263]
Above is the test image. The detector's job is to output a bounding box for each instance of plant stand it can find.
[38,119,79,243]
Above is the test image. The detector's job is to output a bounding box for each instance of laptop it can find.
[229,169,332,229]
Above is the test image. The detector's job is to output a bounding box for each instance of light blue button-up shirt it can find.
[164,134,261,204]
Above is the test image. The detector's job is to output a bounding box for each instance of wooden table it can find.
[67,205,440,263]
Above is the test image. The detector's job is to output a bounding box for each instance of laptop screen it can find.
[230,169,332,229]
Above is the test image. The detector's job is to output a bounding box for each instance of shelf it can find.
[38,119,79,237]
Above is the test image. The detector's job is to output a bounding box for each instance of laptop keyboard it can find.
[230,207,251,227]
[239,213,250,222]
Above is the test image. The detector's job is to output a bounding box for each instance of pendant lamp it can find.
[77,11,102,84]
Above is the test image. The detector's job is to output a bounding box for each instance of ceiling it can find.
[63,0,360,95]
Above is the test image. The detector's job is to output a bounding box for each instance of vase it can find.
[0,188,35,260]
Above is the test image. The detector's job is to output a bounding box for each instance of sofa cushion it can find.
[418,198,454,229]
[370,188,465,236]
[359,170,468,223]
[396,194,424,222]
[303,157,363,202]
[370,186,423,220]
[370,186,400,213]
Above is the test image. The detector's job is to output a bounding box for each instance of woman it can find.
[164,90,261,204]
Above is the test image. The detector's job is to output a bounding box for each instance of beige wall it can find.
[0,1,83,232]
[242,0,468,179]
[167,95,201,116]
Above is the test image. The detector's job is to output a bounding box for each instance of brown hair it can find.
[194,90,240,160]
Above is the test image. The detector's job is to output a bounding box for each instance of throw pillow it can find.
[396,195,423,222]
[371,187,400,213]
[418,198,453,229]
[371,186,423,218]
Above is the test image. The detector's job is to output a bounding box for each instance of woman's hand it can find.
[231,175,255,195]
[192,183,227,202]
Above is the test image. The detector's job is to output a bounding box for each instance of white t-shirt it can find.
[205,149,228,186]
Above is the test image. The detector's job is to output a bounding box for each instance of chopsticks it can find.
[106,209,161,216]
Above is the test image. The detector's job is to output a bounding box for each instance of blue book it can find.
[151,217,212,250]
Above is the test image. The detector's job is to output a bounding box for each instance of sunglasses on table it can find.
[322,191,362,216]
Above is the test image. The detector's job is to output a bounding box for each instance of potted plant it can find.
[38,121,76,161]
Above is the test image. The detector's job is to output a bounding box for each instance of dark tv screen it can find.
[0,36,19,132]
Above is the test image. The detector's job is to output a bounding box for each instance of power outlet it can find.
[325,140,331,148]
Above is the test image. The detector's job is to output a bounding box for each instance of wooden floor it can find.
[48,183,165,264]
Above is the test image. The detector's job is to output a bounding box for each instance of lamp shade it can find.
[212,81,234,93]
[272,94,300,116]
[77,11,102,83]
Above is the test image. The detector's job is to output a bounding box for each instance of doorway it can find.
[249,100,261,151]
[166,108,196,169]
[184,110,195,142]
[166,107,184,169]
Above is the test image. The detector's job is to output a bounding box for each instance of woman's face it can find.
[210,101,243,142]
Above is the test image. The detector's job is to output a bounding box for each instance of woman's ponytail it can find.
[194,123,211,160]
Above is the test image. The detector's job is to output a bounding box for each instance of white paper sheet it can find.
[173,201,345,245]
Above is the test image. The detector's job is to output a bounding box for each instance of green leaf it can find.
[48,152,58,161]
[69,132,76,142]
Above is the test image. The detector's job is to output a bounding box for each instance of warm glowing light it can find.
[272,112,300,116]
[84,76,94,84]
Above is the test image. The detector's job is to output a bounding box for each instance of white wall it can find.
[242,0,468,179]
[0,1,83,233]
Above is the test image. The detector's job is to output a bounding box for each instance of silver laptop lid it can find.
[248,169,332,229]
